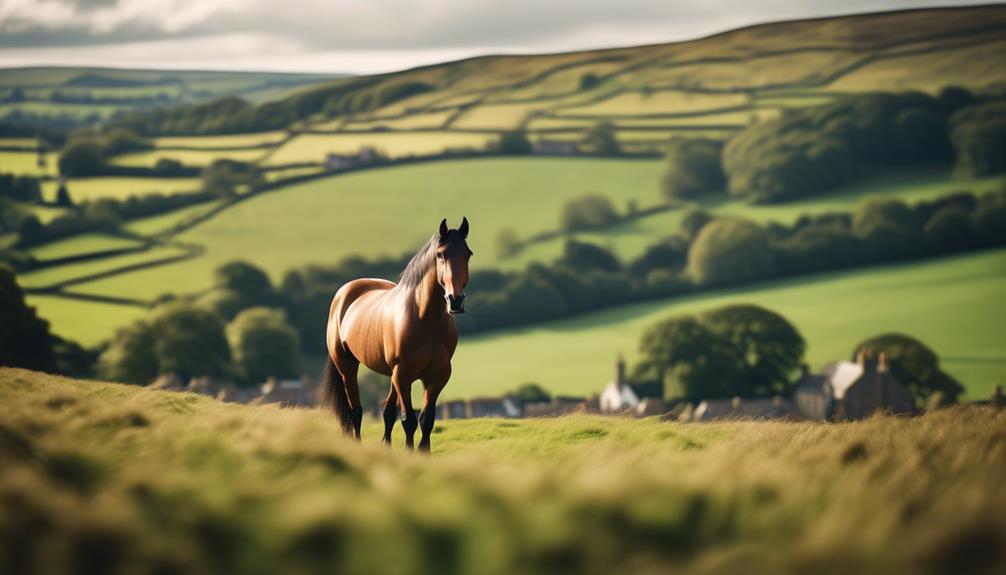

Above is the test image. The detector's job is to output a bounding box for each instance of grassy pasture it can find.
[27,234,143,261]
[62,158,665,303]
[453,248,1006,401]
[263,132,498,165]
[554,90,749,117]
[0,137,38,149]
[826,38,1006,93]
[509,169,1006,267]
[153,132,288,149]
[625,51,865,91]
[449,102,543,129]
[22,297,148,346]
[340,110,456,131]
[1,367,1004,575]
[0,150,57,177]
[111,148,268,168]
[122,202,223,237]
[17,245,188,290]
[41,177,201,202]
[262,165,326,183]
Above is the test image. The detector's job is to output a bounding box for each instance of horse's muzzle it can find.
[446,293,466,314]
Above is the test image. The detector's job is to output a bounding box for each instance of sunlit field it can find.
[452,249,1006,401]
[1,367,1004,575]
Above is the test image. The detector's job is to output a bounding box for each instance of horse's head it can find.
[436,217,472,315]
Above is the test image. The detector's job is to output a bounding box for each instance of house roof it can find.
[819,361,865,399]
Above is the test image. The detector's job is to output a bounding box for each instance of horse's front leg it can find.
[392,366,418,449]
[418,368,450,453]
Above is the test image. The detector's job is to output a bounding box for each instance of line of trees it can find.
[663,89,1006,205]
[270,185,1005,356]
[630,302,963,404]
[109,77,435,136]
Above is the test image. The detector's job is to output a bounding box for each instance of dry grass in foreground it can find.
[1,367,1005,575]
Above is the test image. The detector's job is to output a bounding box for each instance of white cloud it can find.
[0,0,992,73]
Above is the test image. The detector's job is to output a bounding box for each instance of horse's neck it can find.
[414,265,446,320]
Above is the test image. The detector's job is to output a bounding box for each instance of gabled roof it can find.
[819,361,864,399]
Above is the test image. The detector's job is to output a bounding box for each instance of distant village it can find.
[153,351,1004,422]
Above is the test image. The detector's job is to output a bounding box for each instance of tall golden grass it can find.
[1,367,1004,575]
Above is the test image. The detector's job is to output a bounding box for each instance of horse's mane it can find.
[397,234,438,292]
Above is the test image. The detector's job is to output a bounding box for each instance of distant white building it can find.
[600,355,640,413]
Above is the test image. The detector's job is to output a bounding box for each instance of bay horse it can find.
[323,218,471,451]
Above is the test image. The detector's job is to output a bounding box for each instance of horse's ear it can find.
[439,218,448,238]
[459,217,469,239]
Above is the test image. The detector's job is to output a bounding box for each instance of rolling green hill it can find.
[0,67,343,127]
[1,367,1004,575]
[4,5,1006,402]
[450,248,1006,402]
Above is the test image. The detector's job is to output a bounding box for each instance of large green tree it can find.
[852,333,964,403]
[0,264,55,372]
[634,316,743,401]
[226,307,301,385]
[701,305,806,397]
[99,302,231,384]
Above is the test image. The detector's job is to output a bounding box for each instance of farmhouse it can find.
[257,376,317,407]
[466,397,522,418]
[688,396,797,422]
[794,351,915,420]
[598,355,666,416]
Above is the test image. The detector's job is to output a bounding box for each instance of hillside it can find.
[0,67,344,128]
[112,4,1006,151]
[1,367,1005,575]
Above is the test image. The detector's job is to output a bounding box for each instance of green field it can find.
[451,249,1006,402]
[41,177,201,202]
[0,150,57,177]
[18,245,188,290]
[153,131,288,149]
[63,158,666,301]
[111,148,268,168]
[2,367,1004,575]
[264,132,498,165]
[122,201,223,236]
[23,296,148,345]
[26,233,142,261]
[511,169,1006,267]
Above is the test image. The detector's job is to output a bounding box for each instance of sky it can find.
[0,0,988,74]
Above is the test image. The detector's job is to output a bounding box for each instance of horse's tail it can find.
[322,356,353,435]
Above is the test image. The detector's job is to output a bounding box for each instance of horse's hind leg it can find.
[382,385,398,445]
[333,346,363,440]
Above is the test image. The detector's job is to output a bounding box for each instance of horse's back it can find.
[327,278,397,370]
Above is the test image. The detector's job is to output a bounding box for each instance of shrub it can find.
[560,194,619,231]
[687,218,776,287]
[950,100,1006,178]
[581,122,621,156]
[661,139,725,201]
[226,307,301,384]
[496,131,532,155]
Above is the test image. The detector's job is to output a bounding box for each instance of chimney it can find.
[615,353,626,388]
[878,351,889,373]
[856,348,867,367]
[800,363,810,380]
[993,385,1004,408]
